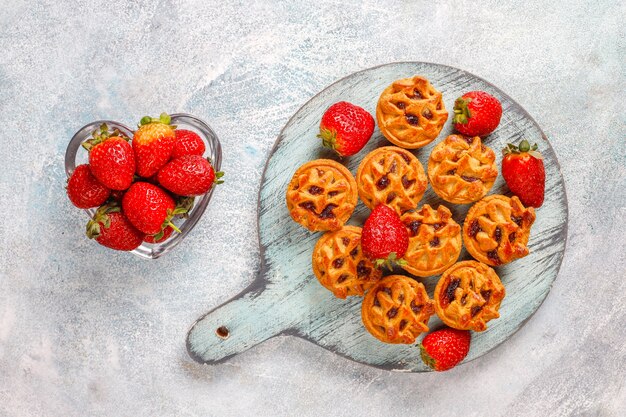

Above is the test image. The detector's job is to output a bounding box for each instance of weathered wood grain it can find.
[187,62,568,372]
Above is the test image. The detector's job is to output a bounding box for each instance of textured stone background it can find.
[0,1,624,416]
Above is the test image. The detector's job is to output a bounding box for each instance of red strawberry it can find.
[420,328,471,371]
[66,164,110,209]
[502,140,546,207]
[144,225,174,243]
[172,129,206,158]
[318,101,375,156]
[453,91,502,137]
[157,156,224,196]
[86,205,145,251]
[361,204,409,269]
[122,182,185,235]
[133,113,176,177]
[83,124,135,190]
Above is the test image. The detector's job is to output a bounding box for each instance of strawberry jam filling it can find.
[318,204,337,219]
[401,175,415,189]
[308,185,323,195]
[406,220,422,237]
[468,219,481,238]
[487,250,501,265]
[410,300,423,314]
[376,175,390,190]
[442,278,461,307]
[405,114,419,126]
[332,258,344,268]
[356,260,371,278]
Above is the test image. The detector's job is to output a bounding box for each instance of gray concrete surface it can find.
[0,1,624,416]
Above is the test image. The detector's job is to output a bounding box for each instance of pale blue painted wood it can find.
[187,62,568,372]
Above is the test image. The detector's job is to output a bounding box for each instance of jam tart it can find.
[400,204,462,277]
[312,226,382,298]
[361,275,435,344]
[376,76,448,149]
[428,135,498,204]
[286,159,358,232]
[356,146,427,214]
[434,261,505,331]
[463,195,536,266]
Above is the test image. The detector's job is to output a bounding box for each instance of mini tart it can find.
[400,204,462,277]
[312,226,382,298]
[376,76,448,149]
[428,135,498,204]
[361,275,435,344]
[286,159,358,232]
[463,195,536,266]
[356,146,427,214]
[434,261,505,331]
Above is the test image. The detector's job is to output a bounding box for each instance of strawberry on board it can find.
[172,129,206,159]
[361,204,409,269]
[157,155,224,197]
[502,140,546,208]
[66,164,111,209]
[419,328,471,371]
[318,101,375,157]
[453,91,502,137]
[133,113,176,178]
[86,204,145,251]
[82,124,135,190]
[122,182,186,235]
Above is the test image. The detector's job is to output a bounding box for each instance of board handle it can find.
[186,283,289,364]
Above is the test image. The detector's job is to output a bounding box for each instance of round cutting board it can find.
[187,62,568,372]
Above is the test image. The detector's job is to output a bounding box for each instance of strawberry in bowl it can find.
[64,113,223,259]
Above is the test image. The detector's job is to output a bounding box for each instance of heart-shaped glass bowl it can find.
[65,113,222,259]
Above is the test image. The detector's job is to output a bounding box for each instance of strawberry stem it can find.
[453,97,472,125]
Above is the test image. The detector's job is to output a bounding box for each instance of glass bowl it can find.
[65,113,222,259]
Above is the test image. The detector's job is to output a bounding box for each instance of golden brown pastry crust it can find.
[376,76,448,149]
[434,261,505,331]
[356,146,427,214]
[463,195,536,266]
[361,275,435,344]
[286,159,357,231]
[312,226,382,298]
[428,135,498,204]
[400,204,462,277]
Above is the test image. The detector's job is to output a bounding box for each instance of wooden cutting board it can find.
[186,62,568,372]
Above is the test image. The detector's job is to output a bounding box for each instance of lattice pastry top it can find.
[312,226,382,298]
[463,195,536,266]
[286,159,357,232]
[376,76,448,149]
[356,146,427,214]
[434,261,505,331]
[361,275,435,344]
[400,204,462,277]
[428,135,498,204]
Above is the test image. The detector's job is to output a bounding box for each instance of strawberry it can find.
[361,204,409,269]
[453,91,502,137]
[157,156,224,196]
[144,225,174,243]
[502,140,546,207]
[86,204,145,251]
[317,101,375,156]
[172,129,206,159]
[82,124,135,190]
[419,328,471,371]
[66,164,110,209]
[133,113,176,177]
[122,182,186,235]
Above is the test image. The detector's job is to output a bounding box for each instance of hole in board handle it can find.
[216,326,230,339]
